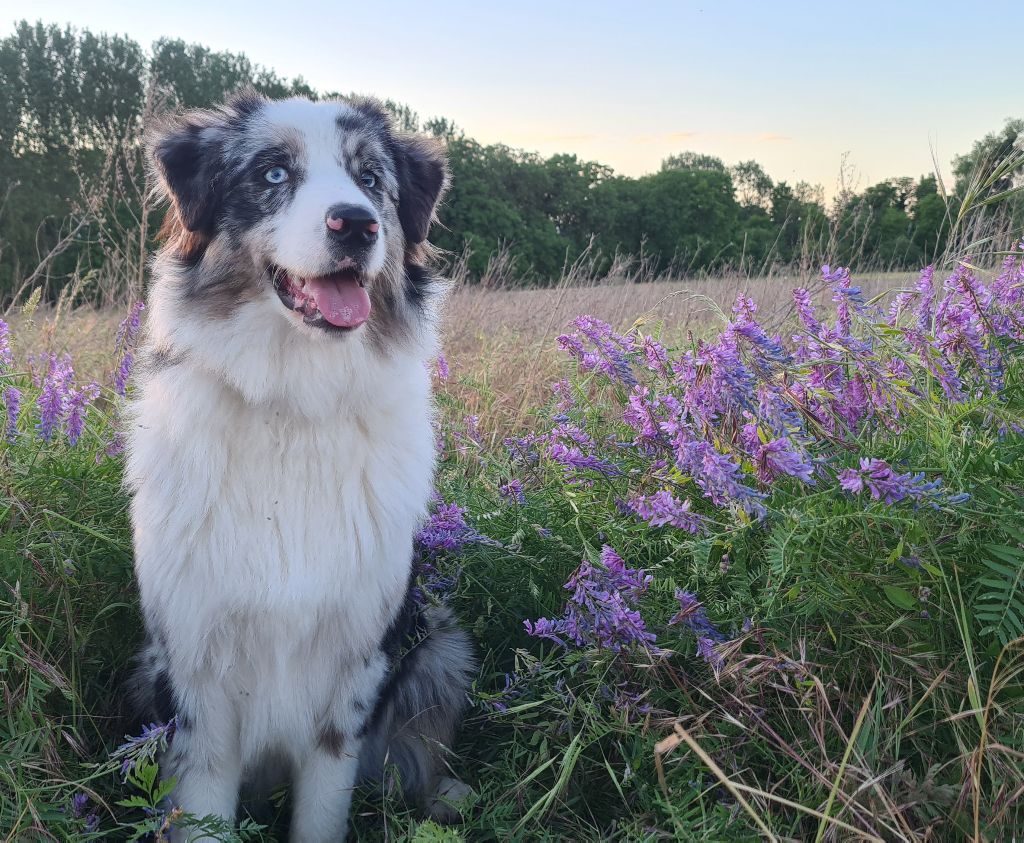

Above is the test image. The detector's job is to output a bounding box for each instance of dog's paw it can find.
[425,776,474,823]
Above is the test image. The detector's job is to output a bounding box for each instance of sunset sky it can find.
[3,0,1021,198]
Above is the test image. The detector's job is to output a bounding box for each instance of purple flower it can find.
[499,479,526,505]
[915,266,936,333]
[522,616,567,647]
[453,414,483,453]
[623,386,664,447]
[111,719,177,779]
[65,382,100,446]
[823,264,864,336]
[114,351,133,396]
[70,792,89,819]
[526,546,659,653]
[631,491,702,533]
[696,637,725,676]
[552,379,575,411]
[752,435,815,484]
[435,353,450,381]
[730,317,791,366]
[546,441,622,478]
[792,288,821,333]
[640,335,670,376]
[558,315,637,387]
[99,430,125,461]
[672,433,766,517]
[505,433,544,465]
[670,589,725,641]
[114,301,145,352]
[551,422,595,451]
[837,468,863,494]
[36,354,74,442]
[0,319,12,372]
[838,458,951,507]
[3,387,20,443]
[416,500,485,555]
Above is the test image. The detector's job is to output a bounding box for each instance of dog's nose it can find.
[325,204,379,245]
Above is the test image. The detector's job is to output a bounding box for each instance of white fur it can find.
[127,98,444,841]
[253,100,388,279]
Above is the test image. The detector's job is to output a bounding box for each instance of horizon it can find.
[0,1,1020,200]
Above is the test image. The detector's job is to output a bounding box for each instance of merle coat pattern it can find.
[125,90,474,841]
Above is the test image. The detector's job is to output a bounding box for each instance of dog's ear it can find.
[393,135,449,245]
[148,115,227,235]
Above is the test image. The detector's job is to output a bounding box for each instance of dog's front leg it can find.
[163,690,243,840]
[290,730,363,842]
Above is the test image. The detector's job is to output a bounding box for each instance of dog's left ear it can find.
[393,135,449,245]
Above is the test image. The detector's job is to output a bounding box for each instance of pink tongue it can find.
[305,274,371,328]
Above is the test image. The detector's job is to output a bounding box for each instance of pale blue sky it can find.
[3,1,1021,197]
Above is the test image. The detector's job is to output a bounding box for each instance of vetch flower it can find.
[435,353,450,381]
[64,382,100,446]
[415,500,486,555]
[114,351,133,396]
[499,479,526,505]
[114,301,145,352]
[838,458,952,507]
[36,354,74,442]
[3,387,20,443]
[631,491,702,533]
[546,441,622,478]
[0,319,12,372]
[670,589,725,642]
[526,546,659,653]
[111,719,177,779]
[792,288,821,334]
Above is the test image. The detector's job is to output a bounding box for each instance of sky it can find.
[2,0,1021,199]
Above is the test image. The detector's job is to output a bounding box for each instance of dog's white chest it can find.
[127,360,436,662]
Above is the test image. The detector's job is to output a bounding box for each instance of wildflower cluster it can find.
[0,302,146,451]
[110,719,177,779]
[545,253,1024,524]
[32,353,101,445]
[525,546,659,653]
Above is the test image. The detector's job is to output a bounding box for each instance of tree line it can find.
[1,20,1021,302]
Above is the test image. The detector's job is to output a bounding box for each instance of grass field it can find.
[2,257,1024,841]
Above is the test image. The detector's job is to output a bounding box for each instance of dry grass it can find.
[440,269,916,433]
[7,269,916,435]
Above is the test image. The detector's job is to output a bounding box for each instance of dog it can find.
[124,89,474,841]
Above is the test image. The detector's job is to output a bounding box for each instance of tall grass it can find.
[1,237,1023,838]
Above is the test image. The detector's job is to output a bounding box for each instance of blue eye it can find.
[360,172,376,189]
[265,166,289,184]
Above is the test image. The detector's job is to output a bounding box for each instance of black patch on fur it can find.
[139,345,186,376]
[316,722,346,757]
[226,86,266,119]
[154,670,178,725]
[360,573,429,738]
[219,142,304,240]
[152,124,226,235]
[391,136,448,244]
[404,263,432,311]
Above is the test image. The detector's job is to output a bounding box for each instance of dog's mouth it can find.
[272,266,371,330]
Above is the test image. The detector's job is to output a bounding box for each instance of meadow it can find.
[2,246,1024,841]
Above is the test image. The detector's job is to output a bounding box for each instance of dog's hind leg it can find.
[357,604,476,822]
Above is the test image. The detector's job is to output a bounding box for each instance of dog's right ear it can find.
[148,116,226,235]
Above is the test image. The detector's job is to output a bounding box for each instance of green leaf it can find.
[883,585,917,610]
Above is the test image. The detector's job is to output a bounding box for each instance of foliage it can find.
[2,243,1024,838]
[2,21,1021,303]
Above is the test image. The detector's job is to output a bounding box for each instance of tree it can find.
[661,151,727,173]
[731,160,774,208]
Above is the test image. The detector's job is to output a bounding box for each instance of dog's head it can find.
[148,90,448,338]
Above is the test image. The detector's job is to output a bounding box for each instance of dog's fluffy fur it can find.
[124,90,474,840]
